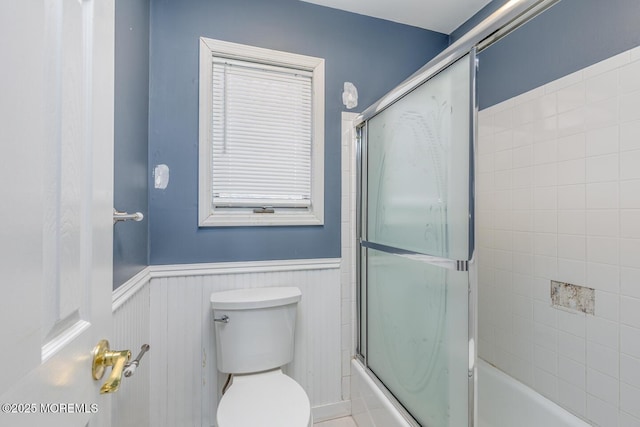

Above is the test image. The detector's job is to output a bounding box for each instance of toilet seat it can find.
[217,369,312,427]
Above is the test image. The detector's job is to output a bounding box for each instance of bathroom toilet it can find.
[211,287,312,427]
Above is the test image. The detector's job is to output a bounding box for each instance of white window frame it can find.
[198,37,324,227]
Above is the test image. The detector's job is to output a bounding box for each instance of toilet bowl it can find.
[217,369,312,427]
[211,287,312,427]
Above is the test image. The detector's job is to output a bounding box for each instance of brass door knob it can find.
[92,340,131,394]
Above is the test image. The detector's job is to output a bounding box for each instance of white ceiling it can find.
[300,0,492,34]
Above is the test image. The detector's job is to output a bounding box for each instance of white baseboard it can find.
[313,400,352,423]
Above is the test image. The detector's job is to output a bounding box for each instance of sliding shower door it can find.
[358,52,475,426]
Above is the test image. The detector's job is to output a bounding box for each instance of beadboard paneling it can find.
[149,260,342,427]
[112,271,151,427]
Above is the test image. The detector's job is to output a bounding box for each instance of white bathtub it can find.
[351,358,591,427]
[477,359,591,427]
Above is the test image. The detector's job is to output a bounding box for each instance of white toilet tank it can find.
[210,287,301,374]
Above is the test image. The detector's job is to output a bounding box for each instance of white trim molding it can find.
[313,401,352,423]
[113,259,341,291]
[112,267,151,311]
[149,257,340,278]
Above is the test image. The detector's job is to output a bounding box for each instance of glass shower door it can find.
[359,53,474,426]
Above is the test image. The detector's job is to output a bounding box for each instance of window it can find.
[198,37,325,226]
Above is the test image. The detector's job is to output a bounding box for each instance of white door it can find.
[0,0,115,426]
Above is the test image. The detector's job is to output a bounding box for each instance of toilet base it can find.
[217,369,312,427]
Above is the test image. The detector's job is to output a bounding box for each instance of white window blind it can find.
[211,58,313,208]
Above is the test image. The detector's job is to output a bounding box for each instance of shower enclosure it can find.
[356,51,476,426]
[353,1,562,426]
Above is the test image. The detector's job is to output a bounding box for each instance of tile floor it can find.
[314,416,357,427]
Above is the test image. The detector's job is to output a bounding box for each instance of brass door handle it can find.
[92,340,131,394]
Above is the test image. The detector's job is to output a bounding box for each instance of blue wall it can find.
[113,0,150,288]
[147,0,448,265]
[454,0,640,109]
[115,0,640,279]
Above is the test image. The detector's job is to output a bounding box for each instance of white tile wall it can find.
[477,44,640,427]
[341,112,359,404]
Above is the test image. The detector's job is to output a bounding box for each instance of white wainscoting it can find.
[148,259,346,427]
[112,268,151,427]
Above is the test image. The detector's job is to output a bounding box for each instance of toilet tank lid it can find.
[211,287,301,310]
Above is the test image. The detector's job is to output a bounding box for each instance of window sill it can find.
[198,210,324,227]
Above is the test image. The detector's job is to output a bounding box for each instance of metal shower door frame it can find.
[355,48,477,426]
[353,2,561,424]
